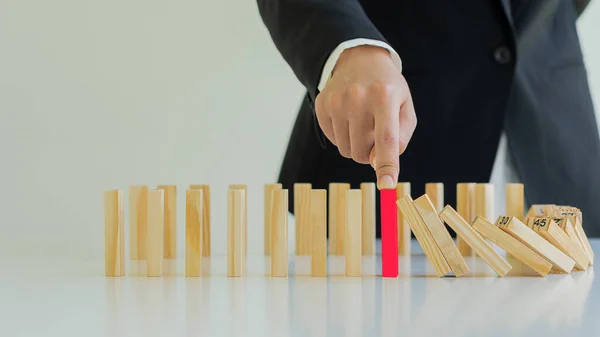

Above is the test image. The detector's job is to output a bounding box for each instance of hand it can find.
[315,45,417,189]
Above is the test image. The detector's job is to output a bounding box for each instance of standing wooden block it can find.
[439,206,511,277]
[474,184,494,220]
[456,183,475,256]
[396,183,411,256]
[190,184,211,257]
[381,189,399,277]
[413,195,469,277]
[227,188,246,277]
[472,216,552,276]
[328,183,350,255]
[505,183,524,259]
[294,183,312,255]
[345,189,363,277]
[311,189,327,276]
[156,185,177,258]
[129,185,148,260]
[185,189,203,277]
[264,184,282,255]
[396,195,451,277]
[361,183,376,255]
[271,189,289,277]
[104,190,124,277]
[505,184,524,220]
[147,189,164,277]
[524,217,589,271]
[496,216,575,273]
[425,183,444,212]
[229,184,248,256]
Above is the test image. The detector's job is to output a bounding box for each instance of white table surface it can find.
[1,240,598,337]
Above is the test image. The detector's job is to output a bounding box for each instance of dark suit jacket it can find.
[257,0,600,237]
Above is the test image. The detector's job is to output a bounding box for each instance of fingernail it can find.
[378,175,394,189]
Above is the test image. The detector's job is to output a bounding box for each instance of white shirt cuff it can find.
[317,38,402,92]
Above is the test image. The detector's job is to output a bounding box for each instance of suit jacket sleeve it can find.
[256,0,390,103]
[573,0,591,17]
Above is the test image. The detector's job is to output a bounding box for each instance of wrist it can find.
[334,45,394,72]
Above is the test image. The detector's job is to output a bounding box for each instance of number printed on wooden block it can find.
[345,189,362,277]
[496,216,575,273]
[105,190,124,276]
[185,189,203,277]
[147,189,164,277]
[396,183,411,256]
[129,185,148,260]
[472,216,552,276]
[294,183,312,256]
[311,189,327,277]
[413,195,469,277]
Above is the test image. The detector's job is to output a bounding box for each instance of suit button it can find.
[493,46,512,64]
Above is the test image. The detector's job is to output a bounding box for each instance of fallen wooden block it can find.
[439,206,511,277]
[525,204,552,218]
[396,183,411,256]
[472,216,552,277]
[524,217,589,271]
[573,217,595,266]
[496,216,575,273]
[413,195,469,277]
[425,183,444,212]
[396,195,451,277]
[555,217,587,259]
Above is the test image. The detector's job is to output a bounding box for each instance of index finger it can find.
[373,91,401,190]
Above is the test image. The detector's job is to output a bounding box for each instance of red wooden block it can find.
[381,188,398,277]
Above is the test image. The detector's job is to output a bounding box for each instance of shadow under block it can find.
[361,183,376,255]
[156,185,177,258]
[413,195,469,277]
[271,189,289,277]
[425,183,444,212]
[129,185,148,260]
[185,189,203,277]
[496,216,575,273]
[104,190,124,277]
[263,184,282,255]
[396,195,451,277]
[294,183,312,256]
[396,183,411,256]
[311,189,327,277]
[472,216,552,277]
[345,189,363,277]
[147,189,164,277]
[525,217,589,271]
[190,185,211,257]
[456,183,475,256]
[229,184,248,256]
[440,206,511,277]
[228,189,246,277]
[329,183,350,255]
[381,189,398,277]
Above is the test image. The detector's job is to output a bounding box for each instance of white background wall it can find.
[0,1,599,260]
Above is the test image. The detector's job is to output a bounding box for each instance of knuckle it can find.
[352,149,370,164]
[345,84,366,102]
[338,146,352,159]
[368,82,398,100]
[376,162,399,175]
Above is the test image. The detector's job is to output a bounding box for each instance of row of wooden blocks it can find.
[103,182,594,278]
